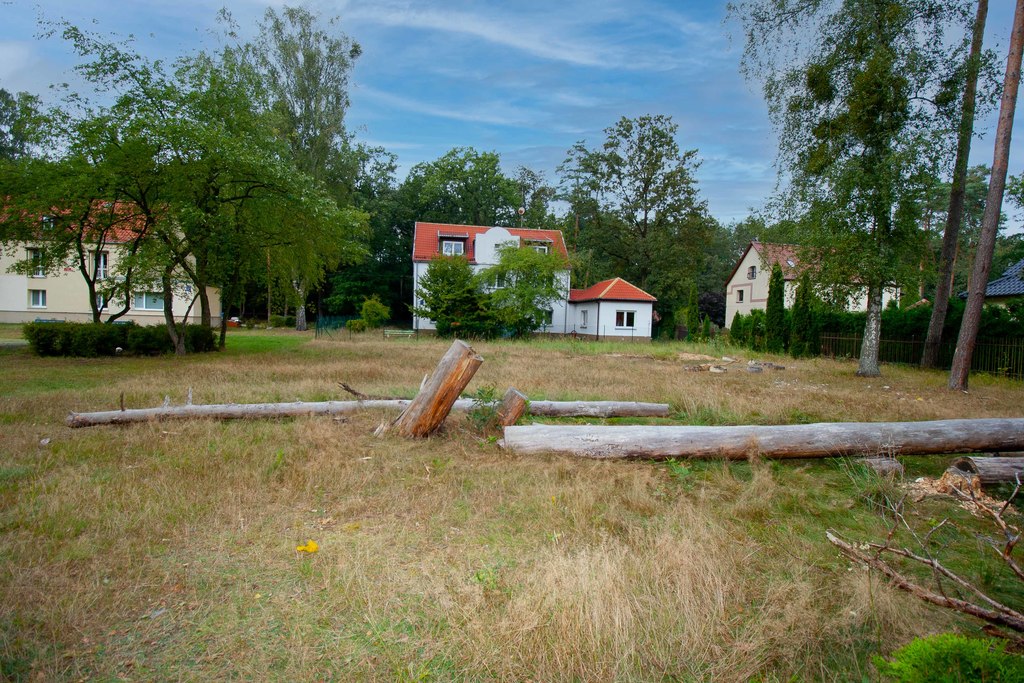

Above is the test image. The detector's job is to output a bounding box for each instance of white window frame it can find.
[95,251,108,280]
[541,309,554,326]
[29,289,46,308]
[96,293,107,311]
[580,309,588,329]
[531,244,549,254]
[28,248,44,278]
[133,291,165,311]
[441,240,464,256]
[615,310,636,329]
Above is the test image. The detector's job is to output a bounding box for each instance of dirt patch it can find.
[678,352,718,362]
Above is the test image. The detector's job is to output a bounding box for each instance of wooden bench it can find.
[383,329,416,339]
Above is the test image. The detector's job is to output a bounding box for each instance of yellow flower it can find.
[296,539,319,553]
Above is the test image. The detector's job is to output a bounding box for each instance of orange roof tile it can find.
[569,277,656,303]
[413,222,569,263]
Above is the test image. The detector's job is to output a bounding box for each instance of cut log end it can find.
[496,388,528,427]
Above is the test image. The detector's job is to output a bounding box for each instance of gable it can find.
[412,222,569,264]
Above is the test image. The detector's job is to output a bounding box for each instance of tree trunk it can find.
[500,419,1024,460]
[390,339,484,437]
[949,456,1024,485]
[856,284,883,377]
[496,388,528,427]
[295,281,308,332]
[198,285,211,328]
[66,398,671,428]
[161,268,186,356]
[922,0,989,369]
[950,0,1024,391]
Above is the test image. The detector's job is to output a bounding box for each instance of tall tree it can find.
[765,264,786,352]
[403,147,519,227]
[0,88,40,160]
[921,0,989,368]
[735,0,962,376]
[560,115,713,316]
[949,0,1024,390]
[243,5,362,331]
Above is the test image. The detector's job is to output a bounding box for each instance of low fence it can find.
[313,315,357,339]
[820,335,1024,380]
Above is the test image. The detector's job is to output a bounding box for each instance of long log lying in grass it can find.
[66,398,671,428]
[500,419,1024,460]
[948,456,1024,485]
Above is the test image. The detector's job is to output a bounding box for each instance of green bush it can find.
[126,325,174,355]
[360,296,391,329]
[269,314,288,328]
[346,318,368,333]
[184,324,216,353]
[24,322,133,357]
[875,633,1024,682]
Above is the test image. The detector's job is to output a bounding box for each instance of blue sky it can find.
[1,0,1021,229]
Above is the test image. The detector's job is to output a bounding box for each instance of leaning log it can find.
[388,339,484,438]
[66,398,671,428]
[496,388,528,427]
[948,456,1024,486]
[500,419,1024,460]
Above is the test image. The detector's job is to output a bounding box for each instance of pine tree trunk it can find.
[856,284,883,377]
[950,0,1024,391]
[922,0,988,368]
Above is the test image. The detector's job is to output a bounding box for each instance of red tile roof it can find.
[412,222,569,263]
[569,277,656,303]
[725,240,807,286]
[2,200,150,244]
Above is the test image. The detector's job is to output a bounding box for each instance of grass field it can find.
[1,328,1021,681]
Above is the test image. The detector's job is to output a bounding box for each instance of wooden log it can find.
[861,457,904,477]
[500,419,1024,460]
[524,400,670,418]
[390,339,484,438]
[496,388,528,427]
[948,456,1024,485]
[66,398,671,428]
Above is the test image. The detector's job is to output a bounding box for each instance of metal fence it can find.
[819,335,1024,380]
[313,315,358,339]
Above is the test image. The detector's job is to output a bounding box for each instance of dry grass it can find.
[0,330,1019,681]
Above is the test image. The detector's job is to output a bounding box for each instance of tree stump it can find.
[948,456,1024,486]
[496,388,528,427]
[391,339,484,438]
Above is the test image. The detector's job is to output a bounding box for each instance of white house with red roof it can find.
[725,240,897,326]
[412,222,656,339]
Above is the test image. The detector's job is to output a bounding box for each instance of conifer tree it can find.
[765,264,786,352]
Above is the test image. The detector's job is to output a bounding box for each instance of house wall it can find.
[724,248,899,328]
[591,301,653,340]
[0,245,219,324]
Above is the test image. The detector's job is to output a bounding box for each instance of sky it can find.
[1,0,1022,229]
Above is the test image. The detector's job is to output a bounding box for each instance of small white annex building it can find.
[724,240,898,326]
[412,222,656,339]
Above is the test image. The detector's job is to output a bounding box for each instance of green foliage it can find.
[413,256,495,338]
[789,272,818,358]
[748,309,767,351]
[729,311,749,346]
[467,384,501,434]
[268,315,296,328]
[560,115,714,316]
[479,245,566,338]
[765,264,786,352]
[874,633,1024,682]
[358,295,390,329]
[685,282,700,340]
[24,321,214,356]
[345,318,368,333]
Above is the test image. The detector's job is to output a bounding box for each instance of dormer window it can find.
[441,240,464,256]
[531,244,549,254]
[747,266,757,280]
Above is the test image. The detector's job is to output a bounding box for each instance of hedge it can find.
[23,322,217,357]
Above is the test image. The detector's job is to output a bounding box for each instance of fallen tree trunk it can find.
[949,456,1024,485]
[390,339,484,438]
[67,398,670,428]
[500,419,1024,460]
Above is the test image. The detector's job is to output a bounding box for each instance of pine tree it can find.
[790,272,815,357]
[765,264,786,353]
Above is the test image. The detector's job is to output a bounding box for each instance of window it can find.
[491,272,506,289]
[580,309,588,328]
[615,310,635,328]
[531,244,549,254]
[28,248,44,278]
[96,293,106,311]
[95,251,108,280]
[747,266,757,280]
[29,289,46,308]
[133,291,165,311]
[541,309,554,325]
[737,290,744,303]
[441,240,464,256]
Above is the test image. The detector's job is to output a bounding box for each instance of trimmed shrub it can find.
[127,325,174,355]
[874,633,1024,682]
[24,322,132,357]
[184,324,216,353]
[360,296,391,329]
